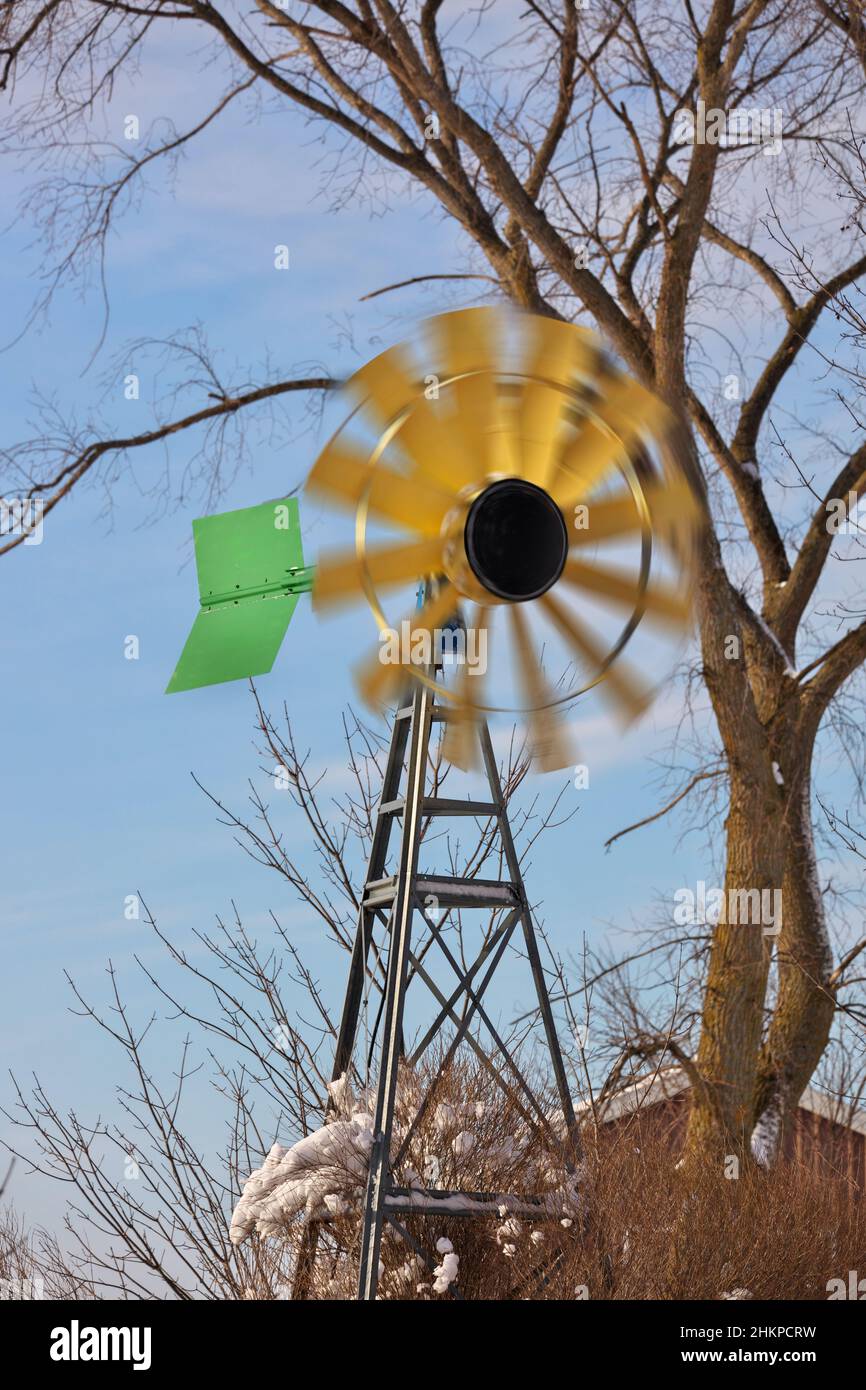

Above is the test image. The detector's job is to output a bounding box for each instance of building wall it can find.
[599,1090,866,1193]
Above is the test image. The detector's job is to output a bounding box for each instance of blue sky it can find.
[2,22,864,1234]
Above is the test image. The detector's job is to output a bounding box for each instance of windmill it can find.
[167,306,702,1300]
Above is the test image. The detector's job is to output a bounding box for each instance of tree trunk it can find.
[751,757,836,1164]
[686,765,783,1154]
[685,552,791,1160]
[686,662,836,1164]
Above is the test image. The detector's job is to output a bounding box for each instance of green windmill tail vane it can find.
[166,496,315,693]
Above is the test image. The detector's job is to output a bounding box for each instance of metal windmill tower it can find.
[168,306,702,1300]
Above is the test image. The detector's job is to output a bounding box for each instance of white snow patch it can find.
[496,1217,522,1244]
[394,1259,417,1286]
[772,761,784,785]
[453,1130,475,1157]
[750,1098,782,1168]
[434,1103,456,1132]
[326,1074,351,1111]
[432,1246,459,1294]
[230,1074,376,1244]
[797,778,832,964]
[230,1110,374,1244]
[750,612,796,676]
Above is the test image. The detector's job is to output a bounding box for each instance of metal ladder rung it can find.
[424,798,499,817]
[416,874,520,908]
[364,873,519,910]
[385,1187,565,1220]
[379,797,499,818]
[395,705,449,722]
[363,874,397,907]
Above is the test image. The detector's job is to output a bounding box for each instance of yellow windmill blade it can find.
[306,440,455,537]
[549,417,629,512]
[508,603,574,771]
[597,373,673,442]
[355,581,459,707]
[562,555,693,627]
[570,477,699,548]
[540,589,651,724]
[425,306,516,477]
[441,604,489,772]
[551,377,672,512]
[516,317,601,489]
[351,344,478,495]
[314,536,445,611]
[646,473,705,562]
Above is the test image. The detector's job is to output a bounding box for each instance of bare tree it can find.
[3,0,866,1162]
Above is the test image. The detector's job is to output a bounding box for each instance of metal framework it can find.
[294,673,580,1301]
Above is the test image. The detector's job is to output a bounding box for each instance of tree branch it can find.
[0,373,335,556]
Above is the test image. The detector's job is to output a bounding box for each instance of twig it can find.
[603,769,725,851]
[359,272,497,302]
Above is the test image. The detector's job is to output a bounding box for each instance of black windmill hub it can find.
[464,478,568,602]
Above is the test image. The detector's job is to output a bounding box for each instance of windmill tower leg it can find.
[289,691,414,1302]
[476,720,578,1144]
[357,676,434,1298]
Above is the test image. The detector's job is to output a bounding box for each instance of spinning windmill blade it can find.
[308,305,704,769]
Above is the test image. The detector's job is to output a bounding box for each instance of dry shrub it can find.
[576,1120,866,1301]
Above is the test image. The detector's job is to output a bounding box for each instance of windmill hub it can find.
[464,478,568,602]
